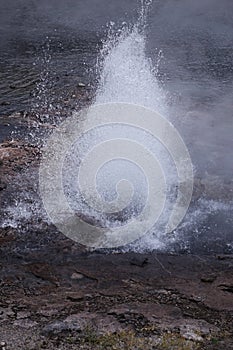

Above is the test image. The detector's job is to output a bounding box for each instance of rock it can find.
[108,302,220,340]
[13,319,38,329]
[25,263,59,285]
[8,112,22,118]
[130,257,148,267]
[218,284,233,293]
[77,82,85,87]
[108,303,182,321]
[0,306,14,323]
[36,308,58,318]
[42,312,124,336]
[182,331,203,342]
[66,292,84,302]
[42,313,90,335]
[71,272,84,280]
[16,311,31,320]
[5,309,14,319]
[0,101,10,106]
[190,295,204,302]
[0,182,6,191]
[179,319,219,338]
[201,275,216,283]
[217,254,233,260]
[0,341,7,350]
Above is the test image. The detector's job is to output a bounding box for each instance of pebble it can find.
[16,311,31,320]
[66,292,84,301]
[182,331,203,342]
[71,272,84,280]
[201,275,216,283]
[0,341,7,350]
[0,101,10,106]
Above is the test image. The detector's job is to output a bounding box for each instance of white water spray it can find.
[38,0,194,250]
[95,1,167,114]
[89,2,172,250]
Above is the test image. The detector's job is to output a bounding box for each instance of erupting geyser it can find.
[39,1,193,249]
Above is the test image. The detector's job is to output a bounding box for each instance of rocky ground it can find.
[0,108,232,350]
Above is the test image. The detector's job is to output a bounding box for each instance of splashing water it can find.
[95,5,167,115]
[93,1,173,248]
[58,0,183,249]
[69,0,232,252]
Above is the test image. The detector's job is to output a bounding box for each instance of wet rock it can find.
[218,284,233,293]
[66,292,84,302]
[25,263,59,285]
[0,101,10,106]
[217,254,233,260]
[0,140,40,176]
[201,275,216,283]
[130,257,148,267]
